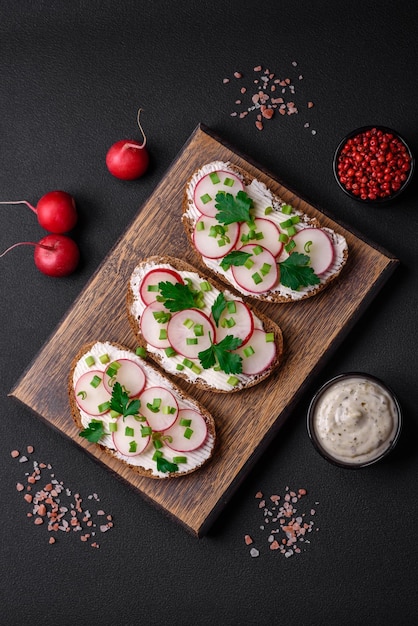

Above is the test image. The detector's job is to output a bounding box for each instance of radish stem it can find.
[0,200,37,214]
[0,240,54,257]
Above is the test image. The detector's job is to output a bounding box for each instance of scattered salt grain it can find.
[250,547,259,558]
[10,445,114,548]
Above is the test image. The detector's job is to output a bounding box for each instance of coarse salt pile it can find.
[223,63,316,134]
[11,446,114,548]
[244,486,319,558]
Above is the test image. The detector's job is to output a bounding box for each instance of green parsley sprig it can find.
[199,334,243,375]
[79,420,105,443]
[110,381,141,418]
[157,280,204,312]
[215,190,253,224]
[279,253,320,291]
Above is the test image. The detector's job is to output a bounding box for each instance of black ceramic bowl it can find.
[333,125,414,204]
[307,372,402,469]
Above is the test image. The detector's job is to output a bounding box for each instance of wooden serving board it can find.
[10,125,398,536]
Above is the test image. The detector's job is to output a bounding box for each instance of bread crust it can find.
[182,161,348,303]
[126,256,284,393]
[69,340,216,479]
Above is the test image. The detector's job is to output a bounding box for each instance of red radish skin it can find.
[193,170,244,217]
[164,409,208,452]
[112,414,150,457]
[75,371,110,416]
[139,268,184,306]
[0,190,77,234]
[106,108,150,180]
[138,387,179,432]
[290,228,335,275]
[0,234,79,277]
[102,359,146,397]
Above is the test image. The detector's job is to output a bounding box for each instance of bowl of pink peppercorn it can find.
[333,126,414,203]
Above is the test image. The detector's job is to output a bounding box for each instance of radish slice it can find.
[194,170,244,217]
[290,228,335,275]
[138,387,178,431]
[112,414,150,457]
[75,371,111,416]
[167,309,215,359]
[231,244,279,294]
[102,358,146,397]
[214,300,254,346]
[140,301,171,349]
[235,329,277,375]
[239,218,283,257]
[193,215,239,259]
[139,268,183,306]
[164,409,208,452]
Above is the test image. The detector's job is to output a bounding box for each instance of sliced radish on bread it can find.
[194,170,244,217]
[235,329,277,375]
[167,309,215,359]
[213,299,254,346]
[138,386,179,431]
[102,358,146,397]
[231,244,279,294]
[239,218,283,257]
[193,215,240,259]
[139,268,183,305]
[140,301,171,349]
[290,228,335,275]
[164,409,208,452]
[75,371,111,416]
[112,414,151,456]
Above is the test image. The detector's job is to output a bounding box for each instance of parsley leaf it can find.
[220,250,252,271]
[211,292,227,327]
[215,190,253,225]
[80,420,105,443]
[110,381,141,417]
[279,253,320,291]
[199,334,243,374]
[158,280,203,312]
[156,456,179,474]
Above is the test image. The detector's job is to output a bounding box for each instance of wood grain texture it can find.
[9,125,398,536]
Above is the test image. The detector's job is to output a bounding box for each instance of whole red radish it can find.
[106,108,150,180]
[0,234,80,277]
[0,190,77,234]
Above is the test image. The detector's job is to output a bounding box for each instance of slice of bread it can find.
[126,256,284,393]
[69,341,216,479]
[182,160,349,303]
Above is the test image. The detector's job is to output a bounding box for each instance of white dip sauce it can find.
[311,375,400,465]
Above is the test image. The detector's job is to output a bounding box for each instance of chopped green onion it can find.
[252,272,262,285]
[209,171,220,184]
[255,231,264,240]
[90,375,102,388]
[129,441,137,453]
[253,245,263,255]
[125,426,134,437]
[200,281,211,292]
[172,456,187,464]
[196,220,205,231]
[99,353,110,364]
[77,390,87,400]
[135,346,147,358]
[97,401,111,413]
[223,176,235,187]
[209,225,217,238]
[141,426,152,437]
[304,240,313,253]
[240,233,249,243]
[110,409,121,419]
[183,318,194,329]
[286,226,297,237]
[152,450,163,461]
[85,355,95,367]
[194,324,204,337]
[147,398,161,413]
[159,329,167,340]
[147,284,159,292]
[180,418,192,427]
[200,193,212,204]
[186,337,198,345]
[165,346,177,357]
[281,204,292,214]
[227,301,236,314]
[280,218,293,229]
[291,215,300,224]
[260,263,271,276]
[108,422,117,432]
[184,427,194,439]
[243,346,255,358]
[176,363,184,371]
[191,364,202,375]
[162,405,176,415]
[279,233,289,243]
[153,438,163,449]
[244,257,254,270]
[285,240,296,253]
[264,206,273,215]
[227,375,240,387]
[183,358,193,369]
[265,332,275,343]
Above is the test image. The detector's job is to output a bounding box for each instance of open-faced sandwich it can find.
[182,161,349,302]
[69,341,216,478]
[127,256,284,393]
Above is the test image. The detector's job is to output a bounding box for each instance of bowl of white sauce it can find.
[307,373,402,468]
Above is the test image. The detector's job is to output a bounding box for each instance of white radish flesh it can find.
[290,228,335,275]
[193,215,239,259]
[239,218,283,257]
[214,300,254,346]
[139,268,183,306]
[167,309,215,359]
[112,414,150,456]
[140,301,171,349]
[231,244,278,294]
[194,170,244,217]
[138,387,178,431]
[164,409,208,452]
[102,358,146,397]
[235,329,277,375]
[75,371,111,416]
